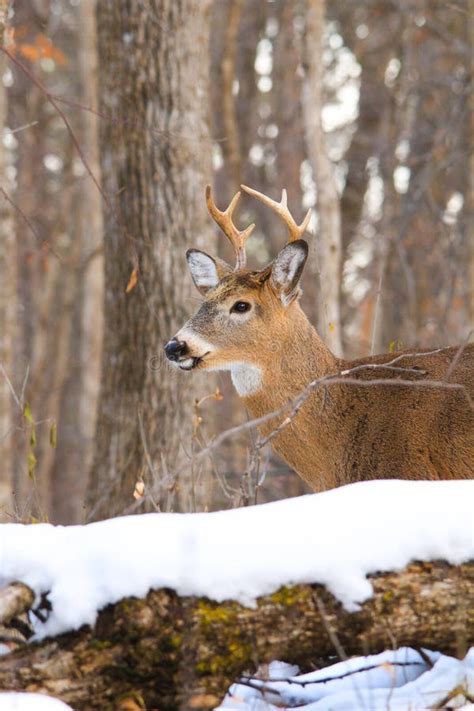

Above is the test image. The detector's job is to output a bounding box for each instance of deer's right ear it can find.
[270,240,308,306]
[186,249,231,295]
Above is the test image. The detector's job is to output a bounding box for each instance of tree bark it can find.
[302,0,343,356]
[0,561,472,710]
[217,0,242,192]
[87,1,215,520]
[6,0,83,521]
[0,0,16,521]
[50,0,103,525]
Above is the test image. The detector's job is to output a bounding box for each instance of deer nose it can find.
[164,338,188,361]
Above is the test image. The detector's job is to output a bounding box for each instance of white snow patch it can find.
[217,647,474,710]
[0,693,72,710]
[0,480,473,639]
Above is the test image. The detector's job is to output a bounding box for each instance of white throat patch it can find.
[230,363,263,397]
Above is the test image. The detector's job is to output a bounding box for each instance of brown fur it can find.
[176,268,474,491]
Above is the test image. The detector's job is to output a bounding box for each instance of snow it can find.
[0,693,72,710]
[217,648,474,710]
[0,480,472,639]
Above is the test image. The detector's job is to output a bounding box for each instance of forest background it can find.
[0,0,472,525]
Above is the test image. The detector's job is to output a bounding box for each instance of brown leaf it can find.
[50,421,57,448]
[18,44,41,62]
[133,480,145,500]
[125,267,138,294]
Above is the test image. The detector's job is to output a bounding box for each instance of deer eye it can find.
[231,301,251,314]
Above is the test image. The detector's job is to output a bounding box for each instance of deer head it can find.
[164,186,312,395]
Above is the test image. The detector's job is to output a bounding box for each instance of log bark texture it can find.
[0,561,472,710]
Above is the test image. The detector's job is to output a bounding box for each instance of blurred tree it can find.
[8,0,55,518]
[273,1,305,221]
[302,0,343,355]
[378,0,472,349]
[210,0,242,195]
[333,1,471,355]
[87,0,215,520]
[0,0,15,520]
[50,0,103,524]
[5,0,103,524]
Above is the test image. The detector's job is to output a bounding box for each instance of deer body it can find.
[165,185,474,490]
[240,302,474,489]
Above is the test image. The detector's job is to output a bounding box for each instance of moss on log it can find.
[0,561,472,710]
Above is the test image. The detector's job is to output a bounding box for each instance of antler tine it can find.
[205,185,255,270]
[240,184,312,243]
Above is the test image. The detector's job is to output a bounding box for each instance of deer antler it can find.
[240,185,312,243]
[205,185,255,271]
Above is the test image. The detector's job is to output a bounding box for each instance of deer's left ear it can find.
[186,249,232,295]
[270,239,308,306]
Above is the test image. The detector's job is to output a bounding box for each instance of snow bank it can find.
[217,648,474,710]
[0,480,472,638]
[0,693,72,710]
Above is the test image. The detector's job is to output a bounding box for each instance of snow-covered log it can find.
[0,481,472,709]
[0,561,473,709]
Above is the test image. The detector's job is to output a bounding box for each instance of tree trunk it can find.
[50,0,103,525]
[87,0,215,520]
[302,0,343,356]
[219,0,242,193]
[0,561,472,710]
[0,0,16,521]
[6,0,82,522]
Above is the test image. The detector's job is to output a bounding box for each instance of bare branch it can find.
[0,47,110,208]
[187,359,474,478]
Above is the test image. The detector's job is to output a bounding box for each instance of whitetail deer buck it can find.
[165,185,474,490]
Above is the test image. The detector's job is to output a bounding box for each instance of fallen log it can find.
[0,560,472,710]
[0,582,34,625]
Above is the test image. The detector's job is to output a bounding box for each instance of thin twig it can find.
[184,359,473,476]
[0,362,21,409]
[444,331,473,383]
[312,590,348,661]
[48,92,223,144]
[6,120,38,134]
[0,187,39,243]
[238,659,426,690]
[0,47,110,208]
[340,363,427,377]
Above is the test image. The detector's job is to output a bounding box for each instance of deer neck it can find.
[239,305,337,415]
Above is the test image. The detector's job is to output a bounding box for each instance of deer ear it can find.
[186,249,231,295]
[271,240,308,306]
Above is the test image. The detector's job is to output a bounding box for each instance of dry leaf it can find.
[125,267,138,293]
[23,402,34,424]
[27,451,37,479]
[18,44,42,62]
[17,34,67,66]
[133,480,145,500]
[50,421,57,448]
